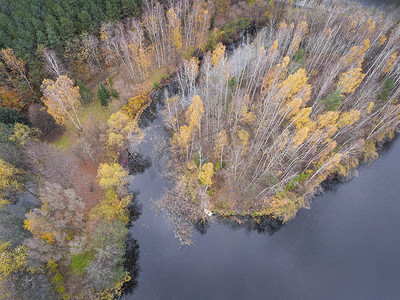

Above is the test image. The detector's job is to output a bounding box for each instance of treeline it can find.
[0,0,140,57]
[0,0,268,114]
[161,0,400,232]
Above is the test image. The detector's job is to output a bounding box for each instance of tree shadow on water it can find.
[217,216,284,236]
[193,216,284,236]
[128,153,152,175]
[127,191,142,228]
[121,233,141,297]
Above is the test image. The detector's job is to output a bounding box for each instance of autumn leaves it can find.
[163,6,400,224]
[41,76,83,131]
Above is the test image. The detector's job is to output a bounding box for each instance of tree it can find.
[41,76,82,131]
[211,43,225,66]
[0,159,22,208]
[97,84,110,107]
[0,107,29,125]
[97,163,128,191]
[198,162,214,207]
[9,123,39,146]
[0,48,34,93]
[77,80,93,105]
[0,241,33,299]
[167,8,183,57]
[321,90,342,111]
[23,182,86,261]
[85,220,127,292]
[42,48,66,78]
[214,130,228,167]
[28,104,62,139]
[186,95,204,138]
[106,111,140,149]
[337,68,365,94]
[198,162,214,187]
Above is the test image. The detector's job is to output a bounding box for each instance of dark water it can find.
[124,92,400,300]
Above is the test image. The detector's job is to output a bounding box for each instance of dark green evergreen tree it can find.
[98,84,110,107]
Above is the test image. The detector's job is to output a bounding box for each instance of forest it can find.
[0,0,399,298]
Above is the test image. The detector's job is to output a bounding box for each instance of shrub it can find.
[0,107,29,125]
[379,76,395,102]
[153,81,160,89]
[71,250,95,275]
[218,17,251,43]
[321,90,342,111]
[77,80,93,104]
[293,47,305,64]
[205,31,217,52]
[28,104,62,138]
[111,88,120,99]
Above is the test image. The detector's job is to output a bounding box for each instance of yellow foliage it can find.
[9,123,38,146]
[363,140,378,162]
[269,40,278,53]
[317,111,339,128]
[379,35,387,46]
[214,130,229,158]
[211,43,225,66]
[129,42,153,79]
[237,129,249,147]
[241,105,256,124]
[0,159,22,208]
[0,87,23,110]
[364,18,376,34]
[292,107,312,129]
[279,21,287,29]
[293,126,310,148]
[263,57,290,92]
[337,68,365,94]
[0,241,33,291]
[123,94,148,118]
[167,8,183,51]
[289,21,308,54]
[186,95,204,131]
[23,217,56,244]
[336,155,359,178]
[97,163,128,190]
[338,110,360,128]
[198,162,214,186]
[90,191,131,223]
[383,52,397,74]
[366,102,374,114]
[41,76,81,126]
[177,125,191,150]
[343,39,370,68]
[0,48,25,76]
[282,97,302,117]
[106,111,140,149]
[278,68,308,102]
[266,191,304,223]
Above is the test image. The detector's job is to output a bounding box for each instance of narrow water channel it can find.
[124,87,400,299]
